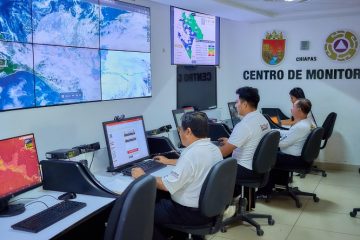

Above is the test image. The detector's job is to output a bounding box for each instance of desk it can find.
[0,187,114,240]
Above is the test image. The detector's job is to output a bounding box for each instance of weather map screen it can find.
[0,134,42,199]
[171,6,220,65]
[0,0,151,111]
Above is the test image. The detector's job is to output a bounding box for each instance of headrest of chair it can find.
[301,127,324,164]
[322,112,337,140]
[252,130,280,174]
[199,158,237,218]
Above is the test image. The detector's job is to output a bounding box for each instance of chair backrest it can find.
[301,127,325,164]
[104,175,156,240]
[252,130,281,174]
[199,158,237,218]
[208,122,231,141]
[322,112,337,141]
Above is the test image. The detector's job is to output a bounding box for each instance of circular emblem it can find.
[325,31,358,61]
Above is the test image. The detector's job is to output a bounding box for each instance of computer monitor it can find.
[227,102,241,127]
[0,134,42,217]
[172,107,195,129]
[103,116,151,172]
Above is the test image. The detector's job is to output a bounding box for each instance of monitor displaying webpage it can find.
[104,117,149,169]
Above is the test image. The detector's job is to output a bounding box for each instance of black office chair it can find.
[308,112,337,178]
[208,122,231,141]
[104,175,156,240]
[164,158,237,240]
[349,168,360,218]
[222,130,280,236]
[273,127,324,208]
[262,108,290,121]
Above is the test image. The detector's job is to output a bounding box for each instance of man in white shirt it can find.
[258,98,313,196]
[132,111,223,240]
[219,87,270,198]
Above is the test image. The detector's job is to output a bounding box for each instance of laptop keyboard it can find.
[122,160,166,176]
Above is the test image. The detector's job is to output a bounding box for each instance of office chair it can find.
[306,112,337,178]
[261,108,290,121]
[222,130,280,236]
[164,158,237,240]
[104,175,156,240]
[272,127,324,208]
[208,122,231,141]
[349,168,360,217]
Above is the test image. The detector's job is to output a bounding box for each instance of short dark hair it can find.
[289,87,305,99]
[235,86,260,108]
[295,98,312,114]
[181,112,209,138]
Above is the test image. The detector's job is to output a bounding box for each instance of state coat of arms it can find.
[262,31,286,65]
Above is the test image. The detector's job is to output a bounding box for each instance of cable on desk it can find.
[25,201,49,209]
[9,194,58,204]
[89,151,95,170]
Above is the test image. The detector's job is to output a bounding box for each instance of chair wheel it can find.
[322,172,327,177]
[257,229,264,236]
[296,202,302,208]
[300,173,306,178]
[268,218,275,225]
[221,227,227,233]
[313,196,320,202]
[350,211,357,217]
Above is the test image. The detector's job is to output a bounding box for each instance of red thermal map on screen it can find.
[0,135,41,197]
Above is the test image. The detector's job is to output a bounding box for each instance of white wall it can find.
[217,15,360,165]
[1,1,359,166]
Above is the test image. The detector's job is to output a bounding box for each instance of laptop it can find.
[102,116,165,175]
[172,107,195,147]
[227,102,241,127]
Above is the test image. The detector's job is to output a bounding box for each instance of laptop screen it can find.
[103,116,150,171]
[172,107,195,128]
[227,102,241,127]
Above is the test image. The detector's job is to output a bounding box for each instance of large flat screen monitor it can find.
[0,134,42,217]
[171,6,220,65]
[0,0,151,112]
[177,65,217,110]
[103,116,150,172]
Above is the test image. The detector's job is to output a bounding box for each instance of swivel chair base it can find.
[221,198,275,236]
[298,166,327,178]
[350,208,360,217]
[273,186,319,208]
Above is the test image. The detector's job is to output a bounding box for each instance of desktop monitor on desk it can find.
[103,116,151,172]
[227,102,241,127]
[0,134,42,217]
[172,107,195,129]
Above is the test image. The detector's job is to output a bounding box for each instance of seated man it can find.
[258,98,314,196]
[131,111,223,240]
[219,87,270,200]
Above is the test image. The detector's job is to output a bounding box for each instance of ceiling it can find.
[150,0,360,22]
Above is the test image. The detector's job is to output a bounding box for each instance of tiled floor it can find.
[208,169,360,240]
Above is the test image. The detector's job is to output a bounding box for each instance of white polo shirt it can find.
[228,111,270,170]
[279,118,312,156]
[162,138,223,208]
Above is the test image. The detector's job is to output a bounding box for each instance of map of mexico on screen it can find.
[0,134,41,198]
[171,6,220,65]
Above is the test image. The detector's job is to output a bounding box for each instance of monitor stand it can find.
[0,203,25,217]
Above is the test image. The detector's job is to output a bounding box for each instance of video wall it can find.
[0,0,151,111]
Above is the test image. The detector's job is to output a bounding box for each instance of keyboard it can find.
[122,160,166,176]
[11,200,86,233]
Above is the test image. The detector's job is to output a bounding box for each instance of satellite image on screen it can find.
[34,45,101,106]
[101,50,151,100]
[0,41,35,111]
[100,0,150,52]
[0,0,32,43]
[32,0,99,48]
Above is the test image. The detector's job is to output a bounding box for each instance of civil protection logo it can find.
[262,31,286,65]
[325,31,358,61]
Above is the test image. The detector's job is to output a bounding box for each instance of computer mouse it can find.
[58,192,77,201]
